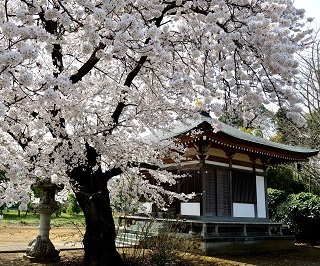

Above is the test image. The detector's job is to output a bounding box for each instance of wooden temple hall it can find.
[131,112,319,254]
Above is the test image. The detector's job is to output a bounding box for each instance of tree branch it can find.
[70,42,106,83]
[110,55,148,124]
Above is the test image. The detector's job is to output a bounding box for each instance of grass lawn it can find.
[0,209,122,227]
[0,208,85,227]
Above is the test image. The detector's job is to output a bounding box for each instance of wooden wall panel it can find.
[217,169,230,217]
[204,168,217,216]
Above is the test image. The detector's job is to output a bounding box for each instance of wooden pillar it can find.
[243,224,248,236]
[226,152,234,218]
[201,160,207,218]
[199,159,204,217]
[177,168,181,216]
[261,158,270,220]
[201,223,207,237]
[250,156,258,218]
[268,224,272,236]
[214,225,219,236]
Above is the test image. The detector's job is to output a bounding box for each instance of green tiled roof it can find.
[146,113,318,156]
[218,121,317,155]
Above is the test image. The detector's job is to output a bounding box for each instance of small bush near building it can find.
[277,192,320,244]
[119,219,202,266]
[267,188,286,220]
[140,232,201,266]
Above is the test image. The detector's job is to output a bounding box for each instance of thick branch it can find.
[70,43,106,84]
[105,167,123,180]
[103,161,159,181]
[111,55,148,124]
[7,130,31,150]
[82,142,160,181]
[38,10,58,35]
[123,55,148,87]
[103,162,159,182]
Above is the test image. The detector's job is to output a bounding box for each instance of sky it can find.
[294,0,320,26]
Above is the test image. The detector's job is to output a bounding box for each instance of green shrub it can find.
[278,192,320,244]
[267,188,286,220]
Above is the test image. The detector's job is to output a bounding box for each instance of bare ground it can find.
[0,226,85,244]
[0,251,84,266]
[0,226,320,265]
[0,225,84,265]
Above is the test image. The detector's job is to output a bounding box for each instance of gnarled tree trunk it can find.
[70,169,126,266]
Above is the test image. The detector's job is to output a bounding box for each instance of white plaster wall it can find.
[256,175,267,218]
[207,148,228,158]
[233,203,255,217]
[183,147,198,157]
[181,202,201,216]
[233,153,251,162]
[137,202,153,214]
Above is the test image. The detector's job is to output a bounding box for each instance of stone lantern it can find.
[25,178,64,263]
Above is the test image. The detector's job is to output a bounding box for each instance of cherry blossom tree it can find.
[0,0,312,264]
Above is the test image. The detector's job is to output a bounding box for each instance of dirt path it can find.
[0,226,84,244]
[0,226,85,265]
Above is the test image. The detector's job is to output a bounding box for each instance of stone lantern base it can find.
[24,235,60,263]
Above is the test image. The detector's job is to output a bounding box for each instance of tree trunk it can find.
[70,171,126,266]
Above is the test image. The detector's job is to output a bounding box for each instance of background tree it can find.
[0,170,7,215]
[267,166,305,195]
[270,29,320,193]
[66,193,82,215]
[295,28,320,192]
[266,31,320,241]
[0,1,312,264]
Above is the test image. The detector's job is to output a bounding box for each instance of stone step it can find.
[128,222,162,233]
[115,233,142,247]
[117,233,141,241]
[116,223,160,248]
[115,239,139,247]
